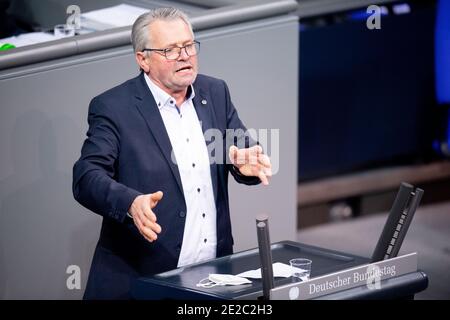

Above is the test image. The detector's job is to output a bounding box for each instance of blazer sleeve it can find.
[222,80,261,186]
[72,97,141,223]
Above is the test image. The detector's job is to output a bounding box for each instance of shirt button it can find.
[192,163,195,168]
[179,211,186,218]
[186,138,189,143]
[204,238,207,243]
[170,100,174,104]
[197,188,200,193]
[202,213,206,218]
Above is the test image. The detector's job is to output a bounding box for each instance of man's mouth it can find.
[176,65,192,72]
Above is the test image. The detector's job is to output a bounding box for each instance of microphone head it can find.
[256,214,269,223]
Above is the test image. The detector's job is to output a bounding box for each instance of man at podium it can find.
[72,7,272,299]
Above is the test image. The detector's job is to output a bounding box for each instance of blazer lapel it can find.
[193,85,219,204]
[133,73,184,195]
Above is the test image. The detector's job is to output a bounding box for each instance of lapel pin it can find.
[201,99,207,105]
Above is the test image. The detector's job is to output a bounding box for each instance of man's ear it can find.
[135,52,150,73]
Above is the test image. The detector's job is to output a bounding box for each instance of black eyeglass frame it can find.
[142,40,200,60]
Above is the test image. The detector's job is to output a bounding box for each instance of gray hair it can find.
[131,7,194,53]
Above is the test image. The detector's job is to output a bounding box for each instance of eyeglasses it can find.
[142,41,200,60]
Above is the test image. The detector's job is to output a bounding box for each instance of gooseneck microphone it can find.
[256,214,274,300]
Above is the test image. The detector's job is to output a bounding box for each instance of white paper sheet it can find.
[0,32,58,48]
[81,4,149,30]
[236,262,306,279]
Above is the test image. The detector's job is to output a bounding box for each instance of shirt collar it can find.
[144,73,195,110]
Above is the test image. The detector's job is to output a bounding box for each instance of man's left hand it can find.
[229,145,272,185]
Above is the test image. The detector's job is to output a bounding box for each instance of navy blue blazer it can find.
[73,73,260,299]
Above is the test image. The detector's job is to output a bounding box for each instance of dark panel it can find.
[298,1,438,181]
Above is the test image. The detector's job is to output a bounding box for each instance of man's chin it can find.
[176,74,197,87]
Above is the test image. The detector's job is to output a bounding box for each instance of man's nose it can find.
[178,47,190,61]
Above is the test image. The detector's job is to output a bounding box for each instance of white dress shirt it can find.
[144,74,217,267]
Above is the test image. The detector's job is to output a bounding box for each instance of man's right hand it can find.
[129,191,163,243]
